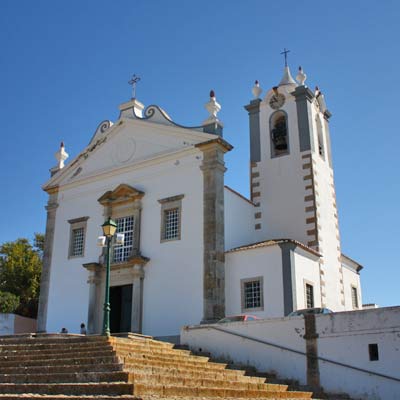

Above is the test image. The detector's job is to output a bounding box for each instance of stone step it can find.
[0,354,119,368]
[0,342,114,355]
[0,383,134,396]
[113,341,193,356]
[123,359,243,375]
[116,348,209,364]
[139,397,316,400]
[0,396,139,400]
[125,364,266,383]
[0,336,107,346]
[0,363,123,375]
[133,383,313,398]
[130,372,288,391]
[122,355,227,370]
[110,336,175,349]
[0,371,129,384]
[0,349,115,362]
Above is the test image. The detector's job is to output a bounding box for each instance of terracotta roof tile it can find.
[226,238,321,257]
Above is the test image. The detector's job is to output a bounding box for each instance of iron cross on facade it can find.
[280,48,290,67]
[128,74,141,99]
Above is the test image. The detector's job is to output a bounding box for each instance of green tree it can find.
[0,235,43,318]
[0,291,20,313]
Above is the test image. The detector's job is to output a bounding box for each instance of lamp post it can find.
[101,217,117,336]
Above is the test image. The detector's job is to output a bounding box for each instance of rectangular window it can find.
[158,194,184,242]
[68,216,89,258]
[351,286,359,309]
[164,208,180,240]
[241,277,264,312]
[305,283,314,308]
[113,216,134,263]
[369,343,379,361]
[71,227,84,257]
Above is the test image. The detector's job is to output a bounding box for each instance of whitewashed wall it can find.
[181,307,400,400]
[256,93,308,243]
[292,248,321,310]
[0,314,36,335]
[316,307,400,399]
[224,187,255,250]
[341,263,362,310]
[0,314,14,336]
[182,317,307,382]
[225,245,284,318]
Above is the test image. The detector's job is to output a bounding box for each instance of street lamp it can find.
[101,217,117,336]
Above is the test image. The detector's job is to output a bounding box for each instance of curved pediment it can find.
[98,184,144,206]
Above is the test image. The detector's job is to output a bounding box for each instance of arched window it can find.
[316,116,325,159]
[270,111,289,157]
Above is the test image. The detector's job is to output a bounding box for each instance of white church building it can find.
[37,64,363,339]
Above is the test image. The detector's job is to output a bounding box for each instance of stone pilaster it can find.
[130,264,145,333]
[244,99,262,163]
[83,262,104,334]
[131,199,142,256]
[292,86,315,152]
[37,187,59,332]
[196,138,233,323]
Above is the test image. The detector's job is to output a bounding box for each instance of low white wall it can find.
[182,317,307,383]
[181,307,400,400]
[316,307,400,400]
[0,314,37,336]
[0,314,15,336]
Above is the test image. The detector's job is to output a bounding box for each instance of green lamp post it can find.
[101,217,117,336]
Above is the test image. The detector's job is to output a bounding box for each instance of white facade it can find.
[38,66,364,338]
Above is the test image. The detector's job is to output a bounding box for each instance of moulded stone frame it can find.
[158,194,184,243]
[68,216,89,259]
[351,284,359,309]
[303,279,315,309]
[269,110,290,159]
[240,276,264,313]
[98,184,144,264]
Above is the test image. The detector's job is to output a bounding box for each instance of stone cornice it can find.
[244,98,262,114]
[98,184,144,206]
[110,255,150,271]
[291,86,315,102]
[195,138,233,153]
[44,186,59,195]
[82,262,102,272]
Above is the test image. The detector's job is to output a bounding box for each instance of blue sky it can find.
[0,1,399,307]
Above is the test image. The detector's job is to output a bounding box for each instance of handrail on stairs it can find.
[194,325,400,384]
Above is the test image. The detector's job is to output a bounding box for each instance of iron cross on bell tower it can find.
[128,74,141,99]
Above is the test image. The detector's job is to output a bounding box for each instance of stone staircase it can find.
[0,334,315,399]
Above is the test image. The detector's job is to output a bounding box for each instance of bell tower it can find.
[244,63,346,312]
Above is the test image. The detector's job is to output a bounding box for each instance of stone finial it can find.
[204,90,221,122]
[55,141,69,169]
[296,66,307,86]
[252,80,262,99]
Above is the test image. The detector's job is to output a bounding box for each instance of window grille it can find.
[113,216,134,263]
[71,227,85,257]
[306,283,314,308]
[351,286,359,309]
[244,280,262,309]
[163,208,180,240]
